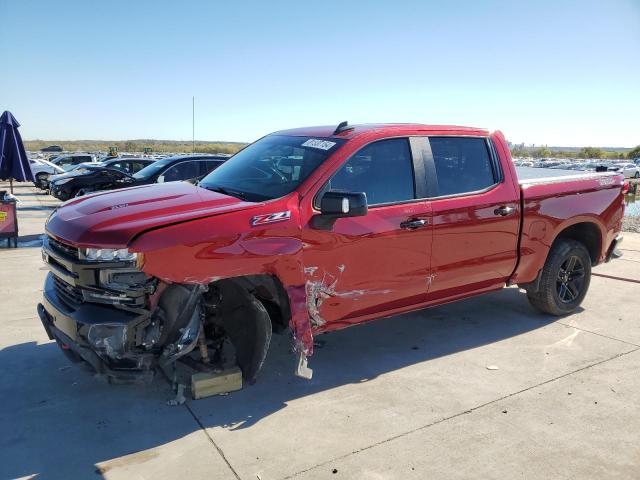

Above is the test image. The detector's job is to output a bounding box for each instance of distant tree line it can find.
[510,144,638,160]
[24,139,247,155]
[24,138,640,161]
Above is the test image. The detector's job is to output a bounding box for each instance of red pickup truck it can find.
[37,123,626,383]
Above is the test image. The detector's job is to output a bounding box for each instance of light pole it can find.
[192,96,195,154]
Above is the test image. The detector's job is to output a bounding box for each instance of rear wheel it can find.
[526,239,591,315]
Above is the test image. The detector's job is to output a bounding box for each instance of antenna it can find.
[333,121,354,135]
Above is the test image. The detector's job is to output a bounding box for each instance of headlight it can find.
[53,178,72,185]
[87,324,127,358]
[83,247,137,262]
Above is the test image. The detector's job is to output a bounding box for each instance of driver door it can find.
[302,138,433,327]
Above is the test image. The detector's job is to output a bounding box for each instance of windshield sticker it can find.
[251,211,291,226]
[302,139,336,150]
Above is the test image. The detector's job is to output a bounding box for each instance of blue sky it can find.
[1,0,639,146]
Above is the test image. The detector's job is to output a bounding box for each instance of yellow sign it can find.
[0,212,7,222]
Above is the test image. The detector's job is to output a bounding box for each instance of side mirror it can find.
[157,175,165,183]
[312,190,368,230]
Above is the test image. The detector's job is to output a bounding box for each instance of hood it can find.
[46,181,258,247]
[54,163,105,179]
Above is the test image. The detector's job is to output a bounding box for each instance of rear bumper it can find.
[606,234,624,262]
[38,273,155,383]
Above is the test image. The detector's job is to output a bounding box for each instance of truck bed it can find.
[515,166,616,185]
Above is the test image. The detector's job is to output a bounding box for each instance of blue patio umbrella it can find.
[0,111,34,193]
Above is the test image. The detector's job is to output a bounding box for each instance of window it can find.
[199,135,345,202]
[57,156,76,171]
[159,161,200,182]
[429,137,497,196]
[131,161,148,173]
[202,160,224,176]
[327,138,415,205]
[108,162,126,172]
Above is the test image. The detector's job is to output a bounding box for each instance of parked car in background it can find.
[49,158,156,200]
[40,145,63,152]
[48,153,98,172]
[49,154,228,200]
[48,156,148,185]
[30,159,66,189]
[128,153,230,185]
[608,163,640,179]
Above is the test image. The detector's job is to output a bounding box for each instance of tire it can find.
[75,188,91,198]
[526,239,591,316]
[35,173,48,189]
[634,172,639,179]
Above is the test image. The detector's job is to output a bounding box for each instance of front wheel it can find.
[526,239,591,315]
[74,188,92,198]
[35,173,48,189]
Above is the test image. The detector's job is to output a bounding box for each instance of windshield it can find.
[199,135,345,201]
[133,158,174,180]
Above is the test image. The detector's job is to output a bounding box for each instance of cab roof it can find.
[272,123,489,139]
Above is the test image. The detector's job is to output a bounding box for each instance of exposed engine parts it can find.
[38,236,286,386]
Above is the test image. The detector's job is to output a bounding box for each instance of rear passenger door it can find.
[424,136,520,301]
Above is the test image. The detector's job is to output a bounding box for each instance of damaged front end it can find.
[37,236,271,384]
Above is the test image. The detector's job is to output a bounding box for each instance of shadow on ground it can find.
[0,288,558,479]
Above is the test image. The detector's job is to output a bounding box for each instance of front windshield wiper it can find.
[203,185,248,201]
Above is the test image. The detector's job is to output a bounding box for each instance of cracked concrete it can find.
[1,182,639,479]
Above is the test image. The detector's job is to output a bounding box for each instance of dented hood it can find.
[46,182,256,247]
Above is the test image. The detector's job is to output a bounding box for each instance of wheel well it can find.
[208,274,291,334]
[554,222,601,264]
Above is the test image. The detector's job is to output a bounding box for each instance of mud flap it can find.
[218,282,272,383]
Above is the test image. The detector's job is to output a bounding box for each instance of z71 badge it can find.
[251,211,291,226]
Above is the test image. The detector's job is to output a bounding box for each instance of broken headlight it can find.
[83,247,137,262]
[87,324,128,359]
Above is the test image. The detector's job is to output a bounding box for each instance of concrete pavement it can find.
[1,183,639,479]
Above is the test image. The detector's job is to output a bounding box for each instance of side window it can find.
[57,157,74,170]
[131,161,148,173]
[429,137,497,196]
[109,162,125,171]
[72,156,90,165]
[328,138,415,205]
[203,160,223,175]
[158,161,199,182]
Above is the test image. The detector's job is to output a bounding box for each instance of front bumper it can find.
[39,273,155,383]
[38,235,156,382]
[49,184,72,200]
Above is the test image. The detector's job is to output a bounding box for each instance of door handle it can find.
[400,218,428,230]
[494,205,516,216]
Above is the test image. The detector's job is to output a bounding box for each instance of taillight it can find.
[622,182,629,195]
